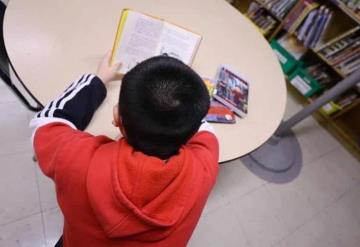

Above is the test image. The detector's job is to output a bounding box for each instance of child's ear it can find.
[113,104,127,137]
[112,105,120,127]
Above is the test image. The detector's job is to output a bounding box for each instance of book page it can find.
[113,10,164,74]
[155,22,201,65]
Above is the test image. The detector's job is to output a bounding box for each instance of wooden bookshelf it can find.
[231,0,360,160]
[332,97,360,118]
[330,0,360,25]
[314,51,347,78]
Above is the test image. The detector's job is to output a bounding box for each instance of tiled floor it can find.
[0,81,359,247]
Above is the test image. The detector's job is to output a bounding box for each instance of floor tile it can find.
[34,165,59,211]
[276,211,342,247]
[217,159,265,202]
[266,146,360,234]
[230,185,289,247]
[0,102,33,156]
[266,181,317,234]
[0,152,41,225]
[189,204,250,247]
[202,173,229,215]
[293,116,340,165]
[300,146,360,211]
[0,213,45,247]
[320,184,360,247]
[276,184,360,247]
[42,208,63,247]
[0,82,19,104]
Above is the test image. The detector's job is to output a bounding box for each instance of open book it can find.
[111,9,202,74]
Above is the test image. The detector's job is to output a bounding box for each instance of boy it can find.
[30,53,219,247]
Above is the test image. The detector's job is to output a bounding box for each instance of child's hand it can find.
[96,51,122,84]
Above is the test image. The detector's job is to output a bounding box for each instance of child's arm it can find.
[187,120,219,175]
[30,73,106,133]
[29,52,121,178]
[30,52,121,134]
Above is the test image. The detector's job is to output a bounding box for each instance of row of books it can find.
[305,63,336,87]
[259,0,298,19]
[296,6,332,48]
[318,27,360,76]
[285,1,333,48]
[247,2,279,35]
[336,91,359,108]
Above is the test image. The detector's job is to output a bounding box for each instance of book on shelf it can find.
[247,2,278,35]
[273,0,298,19]
[305,63,337,87]
[285,0,319,34]
[258,0,298,19]
[315,26,360,51]
[297,7,319,41]
[286,3,333,48]
[335,91,359,108]
[318,27,360,76]
[111,9,202,74]
[303,6,332,48]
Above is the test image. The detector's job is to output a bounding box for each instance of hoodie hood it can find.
[86,138,200,241]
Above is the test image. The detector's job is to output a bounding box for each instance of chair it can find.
[0,1,43,112]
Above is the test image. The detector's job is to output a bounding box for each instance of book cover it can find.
[284,0,307,30]
[303,6,325,47]
[206,101,236,124]
[213,65,249,118]
[309,7,331,48]
[315,9,333,47]
[297,8,318,41]
[111,9,202,74]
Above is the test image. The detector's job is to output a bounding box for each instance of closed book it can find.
[284,0,307,30]
[297,8,318,41]
[303,6,325,47]
[311,8,331,48]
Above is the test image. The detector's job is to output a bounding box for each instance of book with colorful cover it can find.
[206,101,236,124]
[111,9,202,74]
[213,65,250,118]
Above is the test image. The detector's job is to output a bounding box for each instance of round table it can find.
[4,0,286,162]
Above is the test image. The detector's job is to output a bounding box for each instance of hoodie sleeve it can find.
[30,74,106,134]
[188,121,219,176]
[30,74,107,179]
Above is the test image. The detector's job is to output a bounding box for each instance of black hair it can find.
[119,56,210,159]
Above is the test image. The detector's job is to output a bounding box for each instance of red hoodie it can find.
[34,124,218,247]
[31,74,219,246]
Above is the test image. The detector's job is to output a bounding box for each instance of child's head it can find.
[116,56,210,159]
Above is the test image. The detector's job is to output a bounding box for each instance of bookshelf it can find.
[330,0,360,24]
[231,0,360,159]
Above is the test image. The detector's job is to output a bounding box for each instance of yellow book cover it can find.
[111,9,202,74]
